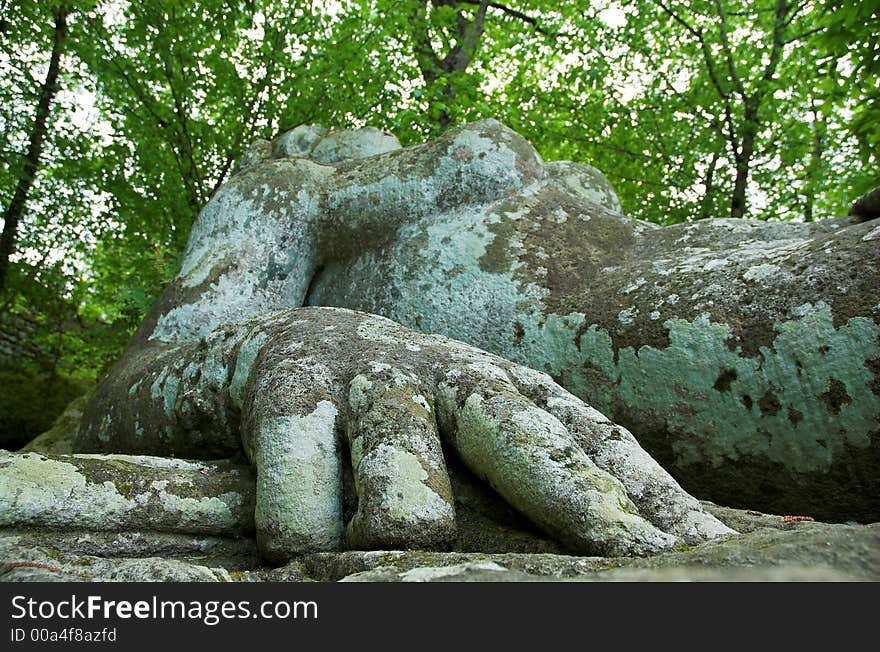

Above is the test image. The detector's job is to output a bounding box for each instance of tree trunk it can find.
[698,150,718,220]
[410,0,489,133]
[0,9,68,292]
[803,109,826,222]
[730,111,756,218]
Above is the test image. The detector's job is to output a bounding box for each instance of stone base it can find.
[3,504,876,582]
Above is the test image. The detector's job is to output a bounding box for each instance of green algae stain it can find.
[524,302,879,473]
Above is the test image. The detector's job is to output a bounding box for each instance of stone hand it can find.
[79,307,733,562]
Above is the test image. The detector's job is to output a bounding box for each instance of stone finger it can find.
[506,364,736,543]
[242,355,344,562]
[345,366,455,550]
[435,364,676,556]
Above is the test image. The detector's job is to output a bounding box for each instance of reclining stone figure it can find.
[73,120,878,562]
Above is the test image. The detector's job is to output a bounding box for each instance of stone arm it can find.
[73,121,739,562]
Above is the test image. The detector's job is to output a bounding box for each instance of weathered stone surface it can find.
[309,126,401,164]
[1,528,258,564]
[615,522,879,579]
[319,521,880,582]
[2,495,875,582]
[272,124,326,159]
[74,119,877,522]
[849,185,880,222]
[339,561,535,582]
[339,563,863,582]
[446,455,564,553]
[74,306,732,560]
[0,451,255,535]
[54,119,879,568]
[293,550,607,582]
[233,138,272,174]
[310,193,880,520]
[0,540,235,582]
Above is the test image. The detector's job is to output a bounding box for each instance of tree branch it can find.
[626,39,729,141]
[155,6,207,208]
[210,8,294,197]
[757,0,791,95]
[457,0,555,36]
[409,1,443,83]
[713,0,747,101]
[652,0,738,152]
[88,16,203,214]
[447,0,489,70]
[0,7,69,292]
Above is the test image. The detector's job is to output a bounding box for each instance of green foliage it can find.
[818,0,879,186]
[0,362,91,449]
[532,0,875,223]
